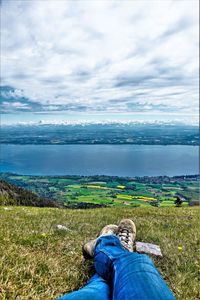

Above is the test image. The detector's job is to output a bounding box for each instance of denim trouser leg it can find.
[94,235,176,300]
[56,273,111,300]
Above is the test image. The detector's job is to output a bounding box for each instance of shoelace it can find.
[118,228,132,251]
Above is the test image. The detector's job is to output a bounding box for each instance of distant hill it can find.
[0,180,58,207]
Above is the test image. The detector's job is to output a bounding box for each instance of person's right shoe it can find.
[82,224,118,259]
[117,219,136,252]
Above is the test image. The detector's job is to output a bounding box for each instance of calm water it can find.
[0,144,198,177]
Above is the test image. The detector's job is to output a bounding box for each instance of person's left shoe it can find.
[82,224,118,259]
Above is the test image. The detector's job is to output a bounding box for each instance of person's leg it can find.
[56,224,119,300]
[94,235,176,300]
[56,273,111,300]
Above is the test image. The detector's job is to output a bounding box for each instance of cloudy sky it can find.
[1,0,199,125]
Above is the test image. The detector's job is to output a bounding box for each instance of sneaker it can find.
[82,224,118,259]
[117,219,136,252]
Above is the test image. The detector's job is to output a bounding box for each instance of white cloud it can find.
[1,0,199,119]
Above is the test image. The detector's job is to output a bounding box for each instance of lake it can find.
[0,144,198,177]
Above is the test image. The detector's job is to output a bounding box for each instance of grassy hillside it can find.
[0,206,199,300]
[0,180,58,207]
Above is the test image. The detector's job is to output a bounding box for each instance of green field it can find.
[0,206,199,299]
[0,174,199,208]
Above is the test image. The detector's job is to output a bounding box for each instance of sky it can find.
[1,0,199,125]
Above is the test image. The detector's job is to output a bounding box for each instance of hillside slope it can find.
[0,206,199,300]
[0,180,58,207]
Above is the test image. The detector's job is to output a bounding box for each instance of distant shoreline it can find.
[0,172,198,180]
[1,142,199,146]
[1,123,199,146]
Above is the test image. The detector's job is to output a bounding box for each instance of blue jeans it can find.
[57,235,176,300]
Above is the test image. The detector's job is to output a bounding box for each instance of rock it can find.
[55,224,69,231]
[136,241,163,257]
[3,207,12,211]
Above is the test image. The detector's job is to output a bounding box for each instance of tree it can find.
[174,196,183,207]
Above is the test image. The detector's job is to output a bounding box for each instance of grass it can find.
[0,206,199,300]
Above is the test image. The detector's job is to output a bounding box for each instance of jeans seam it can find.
[96,249,115,261]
